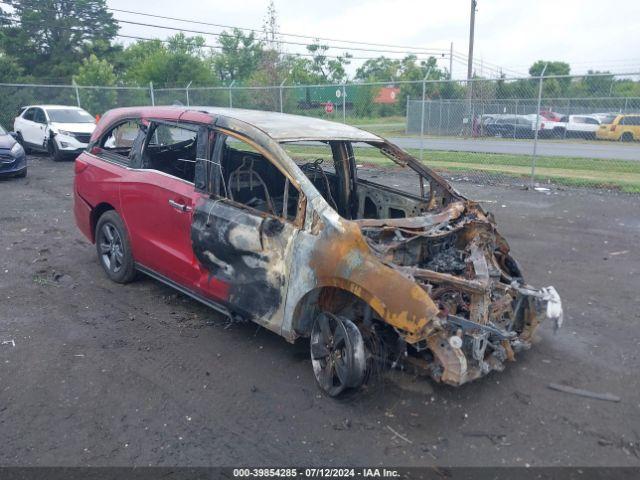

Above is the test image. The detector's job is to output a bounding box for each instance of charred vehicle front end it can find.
[354,190,563,386]
[284,140,563,392]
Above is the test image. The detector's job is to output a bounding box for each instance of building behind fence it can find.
[1,72,639,192]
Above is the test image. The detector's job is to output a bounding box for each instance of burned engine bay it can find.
[355,199,563,386]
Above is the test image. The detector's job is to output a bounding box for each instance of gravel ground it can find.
[0,154,639,467]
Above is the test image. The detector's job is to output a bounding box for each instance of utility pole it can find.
[467,0,477,80]
[449,42,453,80]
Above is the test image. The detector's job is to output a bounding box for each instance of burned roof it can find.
[192,107,382,142]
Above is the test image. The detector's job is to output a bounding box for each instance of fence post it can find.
[279,78,287,113]
[419,68,432,160]
[149,82,155,106]
[405,95,410,134]
[624,97,628,113]
[185,81,192,107]
[72,79,81,107]
[341,82,346,123]
[228,80,235,108]
[531,64,548,189]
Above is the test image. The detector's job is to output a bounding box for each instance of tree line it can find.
[0,0,638,120]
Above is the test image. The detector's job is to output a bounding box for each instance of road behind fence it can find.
[2,72,639,193]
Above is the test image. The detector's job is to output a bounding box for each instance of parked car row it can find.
[0,104,97,179]
[479,112,639,141]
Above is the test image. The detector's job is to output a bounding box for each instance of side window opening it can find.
[281,141,352,218]
[217,135,301,222]
[94,119,146,166]
[142,123,199,183]
[33,109,46,124]
[101,120,139,158]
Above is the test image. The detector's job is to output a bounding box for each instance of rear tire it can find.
[16,133,30,154]
[95,210,136,284]
[621,132,633,142]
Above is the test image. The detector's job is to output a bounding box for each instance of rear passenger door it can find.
[120,121,212,287]
[20,108,45,146]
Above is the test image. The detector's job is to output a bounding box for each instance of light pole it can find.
[467,0,477,81]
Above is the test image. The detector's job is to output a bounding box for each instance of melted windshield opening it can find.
[281,140,452,221]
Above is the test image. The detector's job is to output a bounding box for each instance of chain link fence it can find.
[2,72,639,193]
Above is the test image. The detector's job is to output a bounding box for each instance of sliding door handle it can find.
[168,199,192,213]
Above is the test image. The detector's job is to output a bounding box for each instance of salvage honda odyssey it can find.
[74,106,562,396]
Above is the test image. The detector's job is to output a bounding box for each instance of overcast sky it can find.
[108,0,640,79]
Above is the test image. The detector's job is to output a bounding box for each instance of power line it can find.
[1,2,522,76]
[0,1,450,57]
[112,17,450,56]
[0,13,446,63]
[107,6,451,55]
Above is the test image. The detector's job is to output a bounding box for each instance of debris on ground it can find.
[548,383,621,402]
[386,425,412,444]
[608,250,629,256]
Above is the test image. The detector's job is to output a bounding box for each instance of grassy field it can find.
[282,143,640,193]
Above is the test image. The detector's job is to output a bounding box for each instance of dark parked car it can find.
[0,123,27,178]
[74,106,562,396]
[485,115,536,138]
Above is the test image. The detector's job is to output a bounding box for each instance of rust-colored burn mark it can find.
[308,217,440,344]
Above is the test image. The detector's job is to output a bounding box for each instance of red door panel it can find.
[120,170,200,287]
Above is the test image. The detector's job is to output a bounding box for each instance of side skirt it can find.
[135,263,232,319]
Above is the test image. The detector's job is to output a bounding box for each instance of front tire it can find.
[310,312,367,397]
[49,139,66,162]
[95,210,136,284]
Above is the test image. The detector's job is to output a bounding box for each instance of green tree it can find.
[0,53,32,127]
[529,60,571,97]
[581,70,614,96]
[214,29,264,84]
[0,53,27,82]
[122,34,215,88]
[355,57,400,82]
[305,42,352,83]
[397,56,446,112]
[0,0,118,81]
[73,54,116,115]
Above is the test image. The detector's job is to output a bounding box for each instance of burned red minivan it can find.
[74,106,562,396]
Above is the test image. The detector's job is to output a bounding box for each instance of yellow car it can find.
[596,114,640,141]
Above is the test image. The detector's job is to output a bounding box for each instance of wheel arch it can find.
[289,276,436,342]
[90,202,116,242]
[290,285,371,338]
